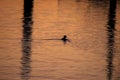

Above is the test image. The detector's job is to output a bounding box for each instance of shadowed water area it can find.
[0,0,120,80]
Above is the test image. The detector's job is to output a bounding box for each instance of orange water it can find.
[0,0,120,80]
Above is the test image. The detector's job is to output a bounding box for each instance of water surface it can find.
[0,0,120,80]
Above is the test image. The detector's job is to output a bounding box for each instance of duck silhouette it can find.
[61,35,67,41]
[42,35,70,43]
[61,35,71,44]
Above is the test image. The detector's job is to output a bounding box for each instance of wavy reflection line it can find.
[21,40,32,80]
[21,0,34,80]
[106,0,117,80]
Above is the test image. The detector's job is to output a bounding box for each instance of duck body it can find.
[61,35,67,41]
[61,35,70,42]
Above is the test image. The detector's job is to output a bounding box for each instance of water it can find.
[0,0,120,80]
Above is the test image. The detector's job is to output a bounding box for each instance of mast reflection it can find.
[106,0,117,80]
[76,0,80,2]
[21,0,34,80]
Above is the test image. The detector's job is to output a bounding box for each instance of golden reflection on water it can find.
[32,0,107,80]
[0,0,23,80]
[0,0,120,80]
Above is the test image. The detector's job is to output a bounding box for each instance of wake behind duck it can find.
[42,35,71,43]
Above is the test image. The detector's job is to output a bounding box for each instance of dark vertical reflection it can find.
[88,0,108,7]
[106,0,117,80]
[21,0,34,80]
[58,0,61,4]
[58,0,62,9]
[76,0,80,2]
[107,0,117,30]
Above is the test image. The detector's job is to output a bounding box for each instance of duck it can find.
[61,35,68,41]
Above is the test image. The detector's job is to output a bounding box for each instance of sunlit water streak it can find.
[0,0,120,80]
